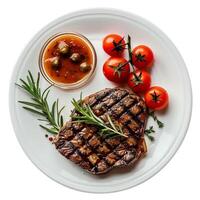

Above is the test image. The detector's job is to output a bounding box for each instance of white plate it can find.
[9,8,192,193]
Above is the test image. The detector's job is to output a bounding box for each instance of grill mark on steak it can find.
[58,123,112,169]
[54,88,147,174]
[99,97,145,140]
[89,89,129,116]
[77,128,125,169]
[89,88,114,107]
[57,124,124,170]
[67,127,126,169]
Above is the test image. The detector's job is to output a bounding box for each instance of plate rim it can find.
[9,8,193,193]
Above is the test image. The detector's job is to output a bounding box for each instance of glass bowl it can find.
[39,32,97,89]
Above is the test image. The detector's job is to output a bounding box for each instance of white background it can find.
[0,0,199,199]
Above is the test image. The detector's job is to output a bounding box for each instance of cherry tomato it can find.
[132,45,154,69]
[103,34,125,56]
[145,86,169,110]
[128,70,151,93]
[103,57,130,83]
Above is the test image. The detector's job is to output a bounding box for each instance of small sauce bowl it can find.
[39,32,97,89]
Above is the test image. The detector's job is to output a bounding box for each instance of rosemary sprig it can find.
[144,126,155,141]
[16,71,64,134]
[148,110,164,128]
[71,96,127,138]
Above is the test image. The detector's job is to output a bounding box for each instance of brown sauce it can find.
[42,34,94,84]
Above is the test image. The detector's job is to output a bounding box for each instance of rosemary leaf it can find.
[51,101,56,120]
[36,73,40,90]
[56,99,59,126]
[39,125,58,135]
[107,115,117,131]
[31,97,42,104]
[44,90,50,102]
[18,101,42,109]
[42,85,52,99]
[38,118,49,122]
[22,106,45,116]
[28,70,35,85]
[27,76,32,89]
[58,106,65,117]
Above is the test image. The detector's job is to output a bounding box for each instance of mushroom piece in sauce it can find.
[58,41,70,56]
[80,62,91,72]
[70,53,81,63]
[51,57,60,70]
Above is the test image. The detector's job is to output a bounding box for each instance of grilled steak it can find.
[54,88,147,174]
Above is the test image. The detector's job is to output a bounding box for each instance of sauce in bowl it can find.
[39,33,96,89]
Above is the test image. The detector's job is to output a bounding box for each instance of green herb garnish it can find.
[71,96,127,138]
[16,71,64,134]
[144,126,155,141]
[148,110,164,128]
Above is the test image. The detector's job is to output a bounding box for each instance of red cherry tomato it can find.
[128,70,151,93]
[145,86,169,110]
[103,34,125,56]
[132,45,154,69]
[103,57,130,83]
